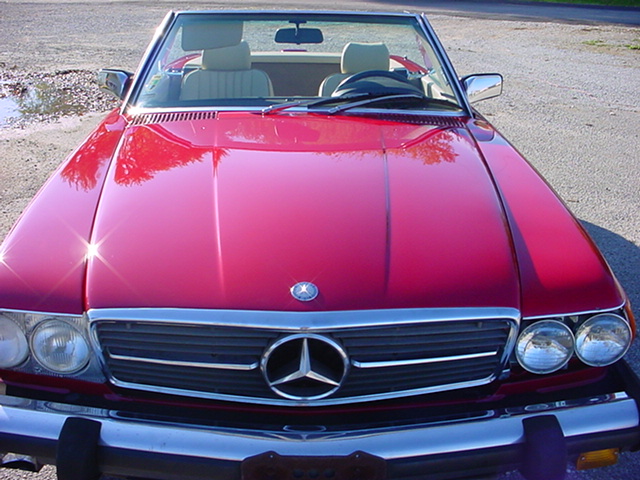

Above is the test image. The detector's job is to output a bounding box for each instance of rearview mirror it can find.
[461,74,503,103]
[275,27,323,45]
[97,69,133,100]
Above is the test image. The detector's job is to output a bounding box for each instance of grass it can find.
[526,0,640,6]
[583,39,609,46]
[625,39,640,49]
[582,38,640,50]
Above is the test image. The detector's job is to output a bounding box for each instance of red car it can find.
[0,10,638,480]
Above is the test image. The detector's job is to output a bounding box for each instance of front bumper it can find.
[1,363,640,480]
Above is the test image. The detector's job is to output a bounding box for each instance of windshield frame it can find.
[123,10,472,117]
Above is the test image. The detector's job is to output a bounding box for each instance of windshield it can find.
[133,13,461,112]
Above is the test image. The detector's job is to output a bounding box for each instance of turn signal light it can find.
[576,448,619,470]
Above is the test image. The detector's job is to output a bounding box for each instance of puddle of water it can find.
[0,81,87,127]
[0,96,20,126]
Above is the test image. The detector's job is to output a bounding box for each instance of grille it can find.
[93,315,515,405]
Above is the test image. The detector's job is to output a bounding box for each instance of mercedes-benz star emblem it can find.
[262,334,348,401]
[290,282,319,302]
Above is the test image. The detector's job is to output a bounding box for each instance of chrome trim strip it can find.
[351,351,497,369]
[98,371,497,407]
[87,307,521,330]
[0,391,637,462]
[522,302,627,321]
[108,353,259,371]
[5,303,628,327]
[0,309,83,319]
[174,10,424,18]
[418,13,472,116]
[122,10,176,112]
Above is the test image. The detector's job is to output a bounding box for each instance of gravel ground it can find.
[0,1,639,480]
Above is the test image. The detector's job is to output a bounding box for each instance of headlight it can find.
[516,320,574,374]
[30,320,91,374]
[575,314,631,367]
[0,315,29,368]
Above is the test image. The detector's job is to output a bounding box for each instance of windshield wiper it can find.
[260,93,459,115]
[260,93,373,115]
[261,99,309,115]
[326,94,459,114]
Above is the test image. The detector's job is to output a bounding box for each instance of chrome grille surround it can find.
[89,307,519,406]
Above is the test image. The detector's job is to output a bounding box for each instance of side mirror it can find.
[461,74,503,103]
[97,69,133,100]
[275,27,323,45]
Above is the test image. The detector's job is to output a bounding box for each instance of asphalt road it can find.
[364,0,640,26]
[1,1,639,480]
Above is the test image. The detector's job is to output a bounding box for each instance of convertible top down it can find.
[0,10,638,480]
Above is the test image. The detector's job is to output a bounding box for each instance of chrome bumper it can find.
[1,389,639,479]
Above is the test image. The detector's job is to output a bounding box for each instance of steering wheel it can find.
[332,70,424,97]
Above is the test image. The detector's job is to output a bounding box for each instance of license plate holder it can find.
[241,450,387,480]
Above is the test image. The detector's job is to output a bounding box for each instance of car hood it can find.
[84,112,518,311]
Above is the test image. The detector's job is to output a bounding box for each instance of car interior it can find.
[135,17,458,109]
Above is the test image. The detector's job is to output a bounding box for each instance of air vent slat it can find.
[129,111,217,126]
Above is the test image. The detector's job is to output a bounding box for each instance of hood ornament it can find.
[262,334,348,401]
[290,282,319,302]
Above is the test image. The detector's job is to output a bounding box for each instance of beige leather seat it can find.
[181,41,274,100]
[179,21,273,100]
[318,42,390,96]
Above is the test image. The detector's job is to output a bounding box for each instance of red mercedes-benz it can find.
[0,10,638,480]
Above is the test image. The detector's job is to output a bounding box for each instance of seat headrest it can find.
[182,21,243,50]
[341,42,390,74]
[202,41,252,71]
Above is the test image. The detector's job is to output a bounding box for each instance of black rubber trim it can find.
[57,417,101,480]
[615,360,640,405]
[386,426,640,480]
[0,432,57,464]
[612,360,640,451]
[565,427,640,456]
[388,445,516,480]
[98,447,239,480]
[521,415,567,480]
